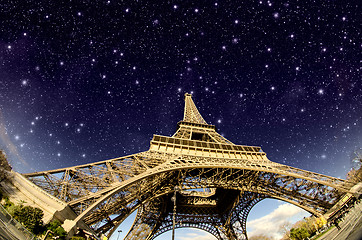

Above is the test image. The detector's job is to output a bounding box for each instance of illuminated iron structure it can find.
[24,94,359,239]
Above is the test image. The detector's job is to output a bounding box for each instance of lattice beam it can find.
[183,93,208,125]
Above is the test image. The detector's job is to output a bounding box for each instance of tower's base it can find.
[0,171,96,239]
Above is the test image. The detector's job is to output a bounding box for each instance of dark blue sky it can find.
[0,0,361,179]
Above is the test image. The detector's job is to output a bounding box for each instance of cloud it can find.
[247,203,305,239]
[177,229,216,240]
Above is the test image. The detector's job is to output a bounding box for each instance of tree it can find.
[290,227,310,240]
[351,149,362,167]
[303,217,317,235]
[315,216,327,229]
[3,196,14,209]
[0,150,11,171]
[286,216,325,240]
[12,204,44,234]
[0,150,12,180]
[347,149,362,182]
[70,237,85,240]
[279,221,293,239]
[249,234,273,240]
[46,220,67,239]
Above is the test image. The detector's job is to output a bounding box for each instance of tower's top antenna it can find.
[183,93,208,125]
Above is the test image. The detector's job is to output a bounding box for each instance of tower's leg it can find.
[124,197,166,240]
[225,192,265,240]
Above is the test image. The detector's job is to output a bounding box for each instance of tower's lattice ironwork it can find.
[24,94,359,239]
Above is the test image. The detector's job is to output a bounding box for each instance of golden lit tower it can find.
[24,94,359,239]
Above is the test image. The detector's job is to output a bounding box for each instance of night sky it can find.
[0,0,361,180]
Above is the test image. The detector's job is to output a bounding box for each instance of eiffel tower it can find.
[23,94,358,239]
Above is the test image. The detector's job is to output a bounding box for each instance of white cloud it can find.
[247,203,305,239]
[178,229,216,240]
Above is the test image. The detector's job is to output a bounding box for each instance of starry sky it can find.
[0,0,361,180]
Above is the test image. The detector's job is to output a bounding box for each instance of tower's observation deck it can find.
[150,135,267,161]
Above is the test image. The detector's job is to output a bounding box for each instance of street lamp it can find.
[172,186,179,240]
[116,230,122,240]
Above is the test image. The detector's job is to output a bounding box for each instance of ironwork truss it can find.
[23,94,359,240]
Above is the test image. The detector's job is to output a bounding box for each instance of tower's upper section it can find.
[149,93,267,161]
[171,93,232,144]
[183,93,208,125]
